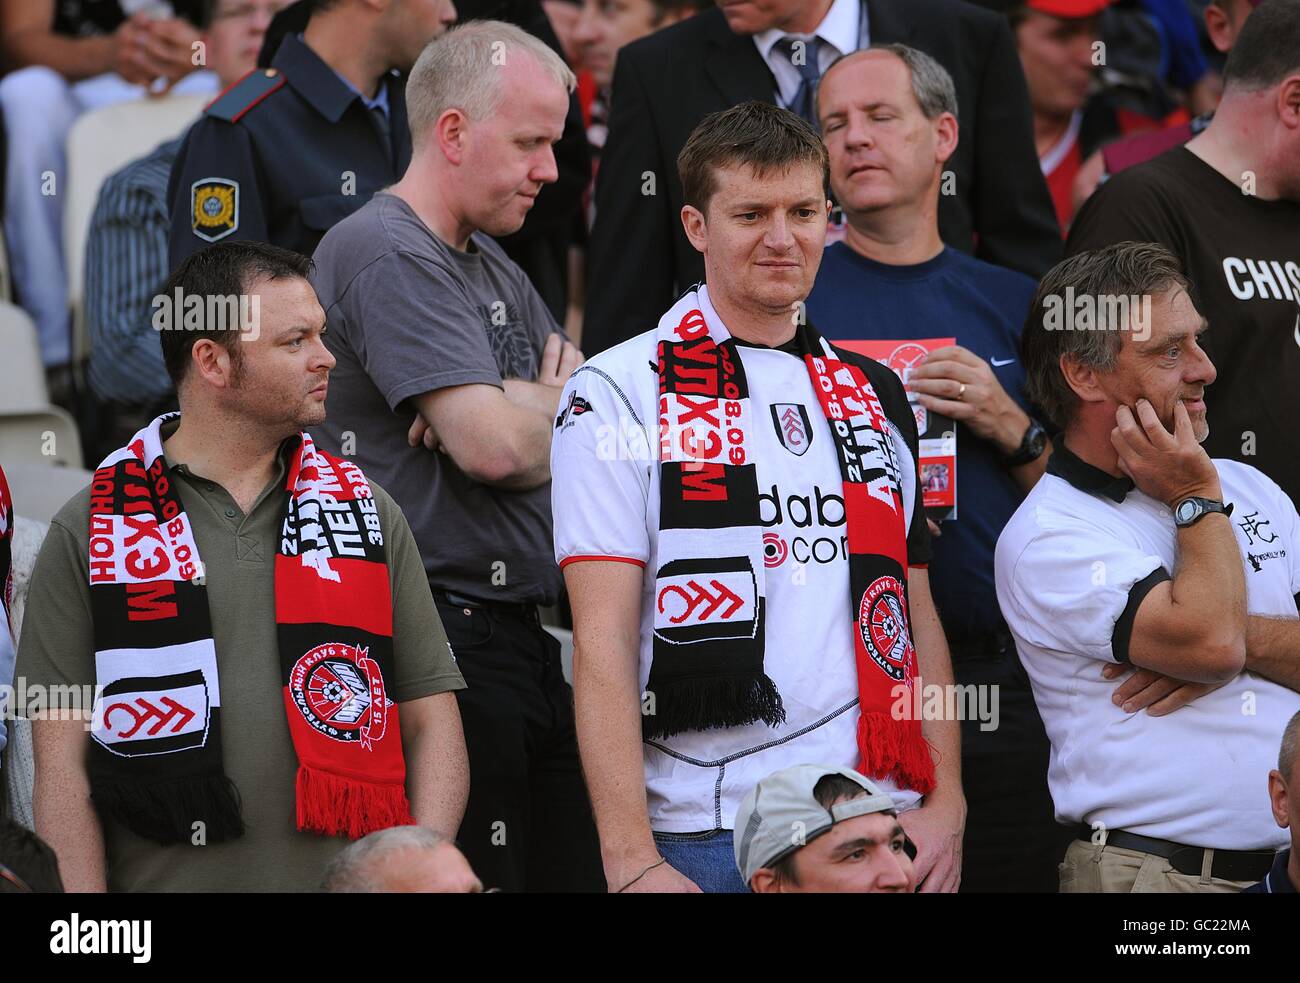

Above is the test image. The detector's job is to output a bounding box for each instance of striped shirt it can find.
[85,135,182,406]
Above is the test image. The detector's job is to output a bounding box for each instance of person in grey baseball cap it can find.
[734,763,917,893]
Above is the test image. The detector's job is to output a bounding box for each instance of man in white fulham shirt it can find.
[996,241,1300,892]
[553,102,963,894]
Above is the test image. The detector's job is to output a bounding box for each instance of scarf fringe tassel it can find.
[857,710,936,796]
[296,765,414,840]
[643,672,786,739]
[93,773,245,846]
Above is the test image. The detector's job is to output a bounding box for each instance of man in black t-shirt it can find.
[1066,0,1300,505]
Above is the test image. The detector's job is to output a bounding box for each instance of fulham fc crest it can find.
[290,642,393,749]
[771,403,813,456]
[858,576,914,681]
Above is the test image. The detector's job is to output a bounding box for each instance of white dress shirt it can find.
[753,0,864,111]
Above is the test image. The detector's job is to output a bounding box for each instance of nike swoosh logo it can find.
[991,357,1016,367]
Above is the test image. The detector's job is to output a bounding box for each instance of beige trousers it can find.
[1059,839,1253,893]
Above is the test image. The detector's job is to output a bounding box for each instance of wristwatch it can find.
[1004,418,1048,467]
[1173,496,1234,528]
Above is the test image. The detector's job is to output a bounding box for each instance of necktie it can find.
[369,103,392,161]
[775,36,824,129]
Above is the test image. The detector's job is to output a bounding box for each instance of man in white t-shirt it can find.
[996,241,1300,893]
[552,101,964,894]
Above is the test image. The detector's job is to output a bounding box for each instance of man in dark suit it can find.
[583,0,1061,354]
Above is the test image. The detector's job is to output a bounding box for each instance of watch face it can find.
[1177,500,1199,523]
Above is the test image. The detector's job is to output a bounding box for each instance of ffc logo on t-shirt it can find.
[771,403,813,456]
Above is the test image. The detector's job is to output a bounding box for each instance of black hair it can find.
[677,100,828,216]
[0,819,65,893]
[1222,0,1300,92]
[156,241,313,388]
[768,774,889,887]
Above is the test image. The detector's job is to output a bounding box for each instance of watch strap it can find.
[1005,418,1047,467]
[1174,497,1234,527]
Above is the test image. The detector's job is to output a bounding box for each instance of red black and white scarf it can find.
[87,414,412,844]
[649,288,935,794]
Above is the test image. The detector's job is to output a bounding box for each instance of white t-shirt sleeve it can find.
[551,363,652,570]
[999,524,1169,664]
[1227,461,1300,599]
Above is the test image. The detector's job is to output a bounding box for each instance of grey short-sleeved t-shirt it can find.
[311,192,562,605]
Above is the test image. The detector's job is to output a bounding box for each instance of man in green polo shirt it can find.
[16,241,472,892]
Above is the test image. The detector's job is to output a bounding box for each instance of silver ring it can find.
[957,383,966,401]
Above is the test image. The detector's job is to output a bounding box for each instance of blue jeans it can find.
[653,829,750,893]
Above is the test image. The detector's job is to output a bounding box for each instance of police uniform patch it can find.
[191,177,239,242]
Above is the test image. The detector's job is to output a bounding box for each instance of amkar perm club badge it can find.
[191,177,239,242]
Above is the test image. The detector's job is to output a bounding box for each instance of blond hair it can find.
[406,20,575,145]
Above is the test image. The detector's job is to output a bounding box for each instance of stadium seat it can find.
[3,460,92,522]
[0,406,84,467]
[0,303,49,412]
[63,93,207,364]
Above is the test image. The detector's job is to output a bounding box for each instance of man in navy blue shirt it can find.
[806,43,1062,892]
[167,0,457,269]
[1245,710,1299,894]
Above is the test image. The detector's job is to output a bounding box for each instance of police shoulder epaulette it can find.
[204,68,286,124]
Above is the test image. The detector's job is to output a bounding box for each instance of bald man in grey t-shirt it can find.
[309,24,606,892]
[312,181,600,891]
[312,192,563,606]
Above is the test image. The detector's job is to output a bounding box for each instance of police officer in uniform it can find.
[167,0,456,268]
